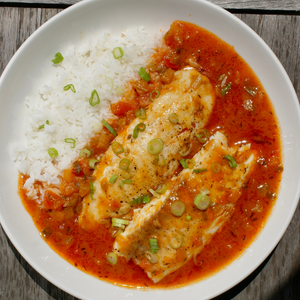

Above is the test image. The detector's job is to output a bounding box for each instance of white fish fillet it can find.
[113,132,256,282]
[79,68,215,227]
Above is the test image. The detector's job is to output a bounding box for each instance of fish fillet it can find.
[113,132,256,282]
[79,68,215,227]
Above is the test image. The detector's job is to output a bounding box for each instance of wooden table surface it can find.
[0,1,300,299]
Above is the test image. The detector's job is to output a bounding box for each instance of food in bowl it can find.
[14,21,283,288]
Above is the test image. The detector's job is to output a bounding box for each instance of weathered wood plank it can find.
[1,6,300,300]
[1,0,300,11]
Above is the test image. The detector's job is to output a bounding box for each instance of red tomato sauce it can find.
[19,21,282,289]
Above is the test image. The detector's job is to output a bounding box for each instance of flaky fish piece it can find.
[113,132,256,283]
[79,68,215,227]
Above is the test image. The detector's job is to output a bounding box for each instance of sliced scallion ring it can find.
[147,138,164,155]
[111,142,124,154]
[156,183,167,194]
[63,84,76,93]
[64,138,76,148]
[116,87,125,96]
[171,201,186,217]
[150,89,160,101]
[224,154,237,168]
[89,182,95,200]
[79,149,91,158]
[139,67,151,82]
[102,119,117,137]
[133,123,146,139]
[105,76,114,90]
[112,218,129,229]
[89,159,98,169]
[200,187,210,195]
[169,231,184,249]
[154,155,166,166]
[130,195,151,205]
[186,215,191,221]
[186,159,196,169]
[119,158,130,170]
[196,129,210,144]
[113,47,124,59]
[149,238,159,253]
[193,168,207,173]
[122,179,133,184]
[149,188,160,198]
[121,168,131,180]
[180,159,189,169]
[106,252,118,265]
[93,123,103,133]
[89,89,100,106]
[109,174,119,184]
[135,108,147,120]
[145,251,159,264]
[48,148,58,159]
[168,113,179,124]
[51,52,64,64]
[194,193,210,210]
[212,162,222,173]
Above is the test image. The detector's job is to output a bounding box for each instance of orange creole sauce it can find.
[19,21,282,289]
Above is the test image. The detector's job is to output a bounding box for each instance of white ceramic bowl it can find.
[0,0,299,299]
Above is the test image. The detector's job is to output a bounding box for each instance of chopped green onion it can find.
[154,155,166,167]
[196,129,210,144]
[135,108,147,120]
[218,74,226,81]
[79,149,91,158]
[130,194,151,205]
[89,159,98,169]
[93,123,103,133]
[89,89,100,106]
[51,52,64,64]
[169,231,184,249]
[180,159,188,169]
[106,252,118,265]
[139,67,151,82]
[186,159,196,169]
[110,227,123,238]
[133,122,146,139]
[120,181,124,188]
[64,138,76,148]
[39,120,49,129]
[105,76,114,90]
[48,148,58,158]
[221,82,232,96]
[149,188,160,198]
[112,218,129,229]
[150,89,160,101]
[109,174,119,184]
[186,215,191,221]
[149,238,159,253]
[224,155,237,168]
[147,138,164,155]
[63,84,76,93]
[171,201,186,217]
[113,47,124,59]
[121,168,131,180]
[119,158,130,170]
[193,168,207,173]
[145,251,159,264]
[168,113,179,124]
[122,179,133,184]
[200,187,210,195]
[116,87,125,96]
[156,183,167,194]
[89,181,95,200]
[180,144,192,157]
[244,85,258,96]
[102,119,117,137]
[212,162,222,173]
[111,142,124,154]
[194,194,210,210]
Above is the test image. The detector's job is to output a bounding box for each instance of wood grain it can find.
[0,5,300,300]
[0,0,300,11]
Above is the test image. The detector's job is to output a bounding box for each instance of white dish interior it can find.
[0,0,299,299]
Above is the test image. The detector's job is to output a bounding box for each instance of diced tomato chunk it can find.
[43,190,64,210]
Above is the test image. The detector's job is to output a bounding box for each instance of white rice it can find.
[11,26,164,198]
